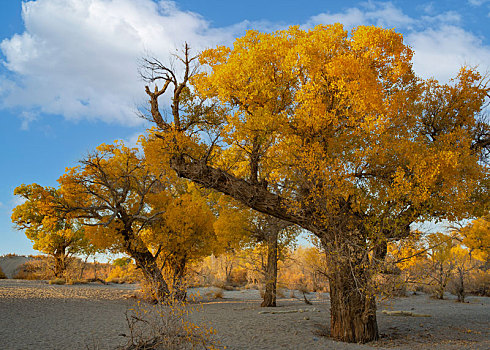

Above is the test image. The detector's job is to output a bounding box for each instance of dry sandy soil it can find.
[0,279,489,350]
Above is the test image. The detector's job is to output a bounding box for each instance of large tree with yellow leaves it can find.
[142,24,489,342]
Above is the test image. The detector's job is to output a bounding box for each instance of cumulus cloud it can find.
[0,0,243,126]
[1,0,489,127]
[407,26,490,82]
[307,2,415,30]
[307,2,489,83]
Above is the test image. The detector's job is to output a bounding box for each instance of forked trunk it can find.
[129,248,170,302]
[261,230,278,307]
[138,257,170,302]
[172,257,187,302]
[122,229,170,302]
[53,250,67,278]
[326,243,379,343]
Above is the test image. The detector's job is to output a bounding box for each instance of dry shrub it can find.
[447,269,490,297]
[66,279,88,285]
[375,273,408,298]
[212,288,224,299]
[211,281,235,291]
[49,278,66,285]
[118,299,221,350]
[0,266,6,279]
[14,256,53,280]
[468,270,490,296]
[276,287,285,298]
[243,283,259,290]
[107,262,142,284]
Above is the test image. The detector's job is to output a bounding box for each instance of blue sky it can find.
[1,0,489,255]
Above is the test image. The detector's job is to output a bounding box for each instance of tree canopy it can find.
[142,24,490,342]
[12,184,88,277]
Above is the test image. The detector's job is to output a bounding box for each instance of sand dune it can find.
[0,255,31,278]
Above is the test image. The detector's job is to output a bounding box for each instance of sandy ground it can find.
[0,280,489,350]
[0,256,31,278]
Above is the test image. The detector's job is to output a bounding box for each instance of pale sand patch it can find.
[0,280,489,350]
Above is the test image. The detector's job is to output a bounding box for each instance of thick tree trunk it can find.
[121,228,170,302]
[53,249,67,278]
[138,256,170,302]
[326,241,379,343]
[172,257,187,301]
[261,230,278,307]
[128,247,170,302]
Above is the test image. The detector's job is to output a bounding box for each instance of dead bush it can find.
[118,300,220,350]
[0,266,6,279]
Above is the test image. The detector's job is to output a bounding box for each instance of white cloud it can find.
[307,2,415,30]
[468,0,490,5]
[0,0,243,126]
[124,131,144,149]
[1,0,489,126]
[408,26,490,82]
[306,2,489,83]
[19,111,38,130]
[11,195,26,207]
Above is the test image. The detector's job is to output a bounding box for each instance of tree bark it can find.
[126,243,170,302]
[261,229,278,307]
[172,257,187,301]
[326,239,379,343]
[53,248,67,278]
[136,253,170,302]
[456,268,465,302]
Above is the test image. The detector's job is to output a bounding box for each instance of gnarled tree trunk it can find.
[125,239,170,302]
[261,229,278,307]
[171,256,187,301]
[325,236,379,343]
[53,247,68,278]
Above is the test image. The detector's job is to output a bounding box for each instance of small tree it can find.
[452,215,490,301]
[425,233,455,299]
[12,184,88,278]
[58,142,172,300]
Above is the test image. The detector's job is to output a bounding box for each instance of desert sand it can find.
[0,279,489,350]
[0,256,31,279]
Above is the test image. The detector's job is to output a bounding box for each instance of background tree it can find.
[212,195,298,307]
[12,184,88,278]
[58,142,172,300]
[59,142,216,301]
[424,232,456,299]
[452,215,490,300]
[144,184,216,300]
[142,25,490,342]
[248,214,297,307]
